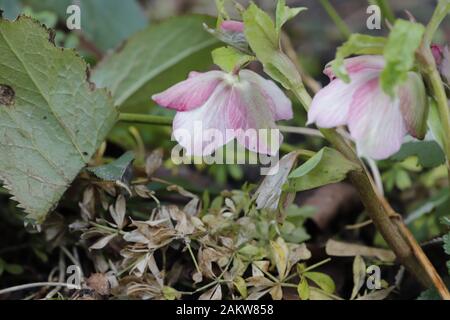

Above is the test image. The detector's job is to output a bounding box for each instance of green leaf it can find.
[406,189,449,225]
[418,279,450,300]
[428,99,446,151]
[92,15,218,110]
[275,0,306,35]
[212,46,254,73]
[162,286,181,300]
[233,276,248,298]
[444,233,450,254]
[304,272,335,294]
[24,0,148,51]
[238,244,266,260]
[391,141,445,168]
[214,0,230,27]
[331,34,386,82]
[4,263,23,275]
[380,19,425,96]
[286,147,360,192]
[0,17,118,223]
[297,276,310,300]
[242,3,302,91]
[87,151,135,182]
[395,169,412,190]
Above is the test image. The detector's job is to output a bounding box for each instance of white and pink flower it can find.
[307,55,427,160]
[431,44,450,84]
[152,70,293,156]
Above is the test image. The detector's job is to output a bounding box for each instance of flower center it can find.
[223,73,240,86]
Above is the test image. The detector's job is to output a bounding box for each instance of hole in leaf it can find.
[0,84,15,106]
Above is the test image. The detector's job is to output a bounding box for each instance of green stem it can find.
[318,0,351,39]
[370,0,395,23]
[418,0,450,188]
[118,113,173,126]
[302,258,332,273]
[423,0,450,45]
[186,241,202,276]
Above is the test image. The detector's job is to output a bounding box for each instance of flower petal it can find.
[220,20,245,33]
[398,72,428,139]
[307,71,377,128]
[152,71,224,111]
[324,55,385,80]
[239,69,293,121]
[172,83,236,156]
[227,82,281,156]
[347,77,407,160]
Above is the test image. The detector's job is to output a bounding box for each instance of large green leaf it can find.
[391,140,445,168]
[0,16,118,223]
[23,0,148,51]
[92,15,219,110]
[242,3,303,91]
[87,151,134,182]
[285,147,360,192]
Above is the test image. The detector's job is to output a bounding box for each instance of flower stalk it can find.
[318,0,351,39]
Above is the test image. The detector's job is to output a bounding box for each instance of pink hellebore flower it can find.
[220,20,245,33]
[152,70,293,156]
[307,55,427,160]
[431,44,450,84]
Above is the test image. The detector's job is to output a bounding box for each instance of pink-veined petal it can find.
[152,71,224,111]
[347,77,407,160]
[172,83,236,156]
[307,71,377,128]
[398,72,428,139]
[324,55,385,80]
[239,69,293,121]
[220,20,245,33]
[227,82,282,156]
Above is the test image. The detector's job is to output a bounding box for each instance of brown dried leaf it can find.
[254,151,299,210]
[269,284,283,300]
[356,286,395,300]
[145,148,163,177]
[110,195,126,228]
[326,239,396,262]
[86,273,110,296]
[90,234,116,250]
[199,284,222,300]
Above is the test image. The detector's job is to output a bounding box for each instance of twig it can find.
[0,282,79,296]
[45,249,66,299]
